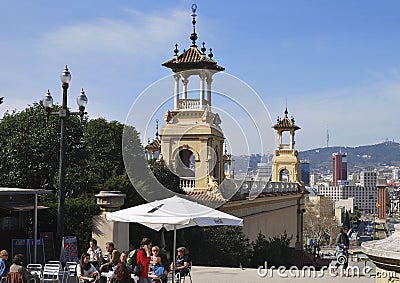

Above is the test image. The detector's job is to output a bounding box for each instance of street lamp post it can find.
[42,66,88,244]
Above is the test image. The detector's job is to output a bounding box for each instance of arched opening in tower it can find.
[279,169,290,182]
[177,149,195,177]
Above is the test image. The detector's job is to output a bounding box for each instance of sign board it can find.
[59,236,79,263]
[12,239,45,264]
[12,239,29,261]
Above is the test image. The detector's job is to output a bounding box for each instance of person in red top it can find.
[136,238,152,283]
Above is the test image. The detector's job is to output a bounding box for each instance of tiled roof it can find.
[186,188,303,203]
[273,110,301,130]
[145,139,161,151]
[186,190,226,204]
[229,190,303,202]
[162,46,225,72]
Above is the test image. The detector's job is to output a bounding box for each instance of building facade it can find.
[360,168,377,187]
[332,152,347,186]
[317,185,377,214]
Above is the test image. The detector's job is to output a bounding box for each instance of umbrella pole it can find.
[172,225,176,283]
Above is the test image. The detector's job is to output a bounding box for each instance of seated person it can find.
[170,247,190,279]
[77,253,99,283]
[99,242,120,283]
[0,250,9,283]
[100,242,120,272]
[114,252,132,283]
[8,254,35,283]
[148,246,165,283]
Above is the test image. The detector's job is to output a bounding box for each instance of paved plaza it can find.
[189,260,377,283]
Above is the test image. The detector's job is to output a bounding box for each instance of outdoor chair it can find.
[27,264,43,280]
[174,261,192,283]
[47,262,62,271]
[6,272,23,283]
[42,264,61,283]
[64,262,78,283]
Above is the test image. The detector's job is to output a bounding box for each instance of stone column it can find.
[182,76,188,100]
[206,75,213,108]
[290,131,295,149]
[199,72,205,109]
[92,191,129,252]
[174,73,180,110]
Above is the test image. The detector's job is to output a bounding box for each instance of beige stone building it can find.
[149,6,306,248]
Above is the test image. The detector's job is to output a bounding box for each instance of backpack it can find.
[127,249,140,276]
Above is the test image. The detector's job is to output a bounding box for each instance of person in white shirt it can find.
[87,239,103,270]
[77,252,99,283]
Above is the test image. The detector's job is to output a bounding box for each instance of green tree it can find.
[39,196,100,255]
[187,226,251,267]
[148,159,183,194]
[0,103,84,192]
[251,232,293,267]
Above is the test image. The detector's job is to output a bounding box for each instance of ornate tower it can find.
[271,108,302,184]
[160,4,225,192]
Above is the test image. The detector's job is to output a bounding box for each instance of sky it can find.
[1,0,400,154]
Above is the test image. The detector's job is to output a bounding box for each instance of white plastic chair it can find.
[64,262,78,283]
[42,264,61,283]
[47,261,63,271]
[27,264,43,280]
[176,261,192,283]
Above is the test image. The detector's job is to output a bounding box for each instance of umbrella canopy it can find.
[106,195,243,230]
[106,195,243,280]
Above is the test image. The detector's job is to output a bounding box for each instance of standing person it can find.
[99,242,120,272]
[8,254,33,283]
[77,252,99,283]
[87,239,103,270]
[0,250,9,283]
[334,226,350,276]
[136,238,152,283]
[114,252,132,283]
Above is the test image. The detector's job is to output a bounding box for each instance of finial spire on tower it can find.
[190,3,198,47]
[155,119,159,140]
[201,42,206,54]
[174,44,179,56]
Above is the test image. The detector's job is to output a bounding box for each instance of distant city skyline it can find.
[1,0,399,153]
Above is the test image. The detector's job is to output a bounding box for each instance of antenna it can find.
[326,126,329,148]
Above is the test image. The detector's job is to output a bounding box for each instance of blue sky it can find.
[1,0,400,153]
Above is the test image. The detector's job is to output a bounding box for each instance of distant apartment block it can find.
[360,168,377,187]
[393,168,399,181]
[332,152,347,186]
[317,184,377,214]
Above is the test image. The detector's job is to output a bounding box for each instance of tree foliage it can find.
[39,196,100,256]
[251,232,293,267]
[0,103,147,252]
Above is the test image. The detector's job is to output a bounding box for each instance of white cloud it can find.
[36,9,188,58]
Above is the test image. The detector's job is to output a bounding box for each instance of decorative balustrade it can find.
[178,99,208,110]
[235,180,299,199]
[180,177,196,191]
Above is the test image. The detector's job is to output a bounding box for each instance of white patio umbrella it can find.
[106,195,243,280]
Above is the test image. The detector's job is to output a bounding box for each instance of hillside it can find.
[298,141,400,172]
[232,141,400,173]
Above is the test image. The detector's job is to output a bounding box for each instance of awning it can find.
[0,188,51,195]
[0,202,48,211]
